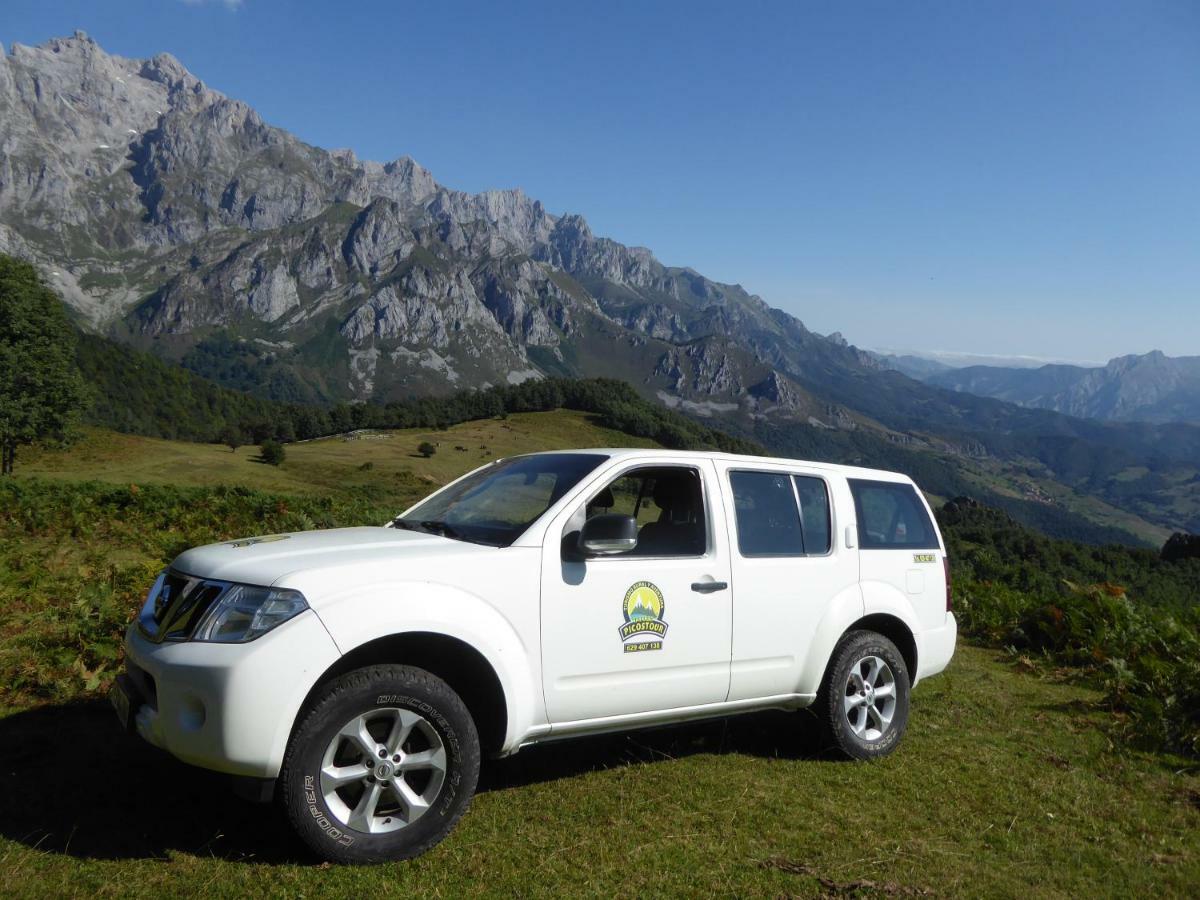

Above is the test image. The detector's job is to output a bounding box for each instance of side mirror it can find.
[578,513,638,556]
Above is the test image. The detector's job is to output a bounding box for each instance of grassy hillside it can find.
[2,416,1198,895]
[18,411,658,500]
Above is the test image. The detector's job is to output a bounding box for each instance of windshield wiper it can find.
[418,520,462,538]
[392,518,469,540]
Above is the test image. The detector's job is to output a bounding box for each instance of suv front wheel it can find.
[280,664,480,863]
[818,630,911,760]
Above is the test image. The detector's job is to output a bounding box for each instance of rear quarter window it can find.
[848,479,939,550]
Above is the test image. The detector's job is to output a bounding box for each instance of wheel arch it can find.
[848,613,918,682]
[295,632,509,756]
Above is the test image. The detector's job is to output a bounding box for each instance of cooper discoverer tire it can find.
[280,664,480,864]
[818,630,910,760]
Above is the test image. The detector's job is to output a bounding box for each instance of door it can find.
[719,464,863,701]
[540,460,733,724]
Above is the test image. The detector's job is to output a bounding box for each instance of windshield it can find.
[395,453,608,547]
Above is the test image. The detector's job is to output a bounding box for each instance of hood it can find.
[169,526,493,587]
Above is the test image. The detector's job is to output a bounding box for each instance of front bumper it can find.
[120,609,341,778]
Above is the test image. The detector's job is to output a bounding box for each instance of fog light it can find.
[178,694,206,732]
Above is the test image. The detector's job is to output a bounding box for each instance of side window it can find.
[794,476,831,554]
[583,466,706,557]
[848,479,939,550]
[730,471,804,556]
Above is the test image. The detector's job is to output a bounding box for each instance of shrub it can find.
[260,439,286,466]
[943,500,1200,756]
[0,478,403,706]
[220,425,242,453]
[417,441,437,458]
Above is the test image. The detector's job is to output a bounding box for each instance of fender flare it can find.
[858,579,923,680]
[794,583,865,696]
[299,581,538,756]
[794,582,924,696]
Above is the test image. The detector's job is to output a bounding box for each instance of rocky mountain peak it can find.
[0,32,872,411]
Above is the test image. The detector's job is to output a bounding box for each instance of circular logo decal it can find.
[623,582,664,623]
[619,581,668,652]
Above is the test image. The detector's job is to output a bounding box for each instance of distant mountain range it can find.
[2,33,1199,542]
[921,351,1200,425]
[871,349,1105,376]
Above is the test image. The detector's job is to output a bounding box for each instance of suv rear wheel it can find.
[280,664,480,863]
[818,630,910,760]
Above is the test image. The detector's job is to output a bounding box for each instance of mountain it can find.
[3,33,1200,541]
[870,352,954,379]
[927,351,1200,425]
[0,32,842,412]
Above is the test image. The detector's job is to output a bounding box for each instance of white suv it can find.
[112,449,957,863]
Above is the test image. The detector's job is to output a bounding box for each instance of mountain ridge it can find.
[926,350,1200,425]
[3,33,1200,539]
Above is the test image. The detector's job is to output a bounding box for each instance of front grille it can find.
[139,571,230,643]
[151,571,190,628]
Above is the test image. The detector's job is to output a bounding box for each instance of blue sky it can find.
[5,1,1199,362]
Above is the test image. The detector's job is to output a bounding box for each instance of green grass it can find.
[0,647,1196,897]
[1,416,1198,896]
[18,410,658,498]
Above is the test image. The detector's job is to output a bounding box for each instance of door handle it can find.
[691,580,728,594]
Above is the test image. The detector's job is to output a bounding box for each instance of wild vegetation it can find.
[941,498,1200,755]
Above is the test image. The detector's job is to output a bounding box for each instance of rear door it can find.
[539,459,733,724]
[718,463,862,701]
[848,478,946,631]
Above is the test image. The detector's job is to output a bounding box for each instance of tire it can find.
[817,630,910,760]
[280,664,480,864]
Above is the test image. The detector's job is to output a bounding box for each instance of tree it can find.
[260,439,286,466]
[417,441,437,458]
[220,425,243,453]
[0,256,86,475]
[274,418,296,443]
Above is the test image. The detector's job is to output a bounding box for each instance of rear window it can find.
[729,471,833,556]
[730,471,804,556]
[848,479,939,550]
[794,476,832,554]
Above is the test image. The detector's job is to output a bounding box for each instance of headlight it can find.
[191,584,309,643]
